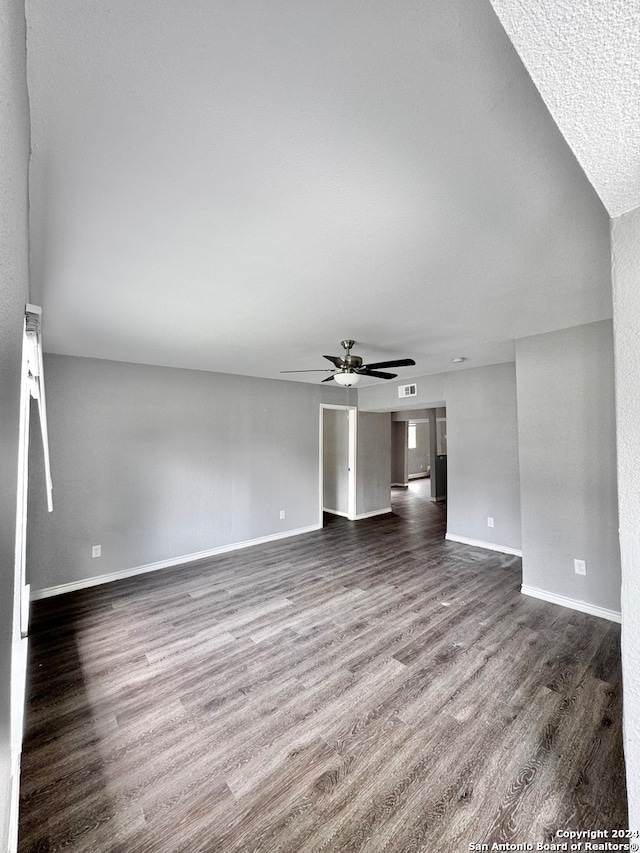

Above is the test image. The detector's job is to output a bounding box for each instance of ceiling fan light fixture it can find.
[333,371,361,386]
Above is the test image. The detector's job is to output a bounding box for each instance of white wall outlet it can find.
[91,545,101,558]
[487,517,494,528]
[574,559,586,576]
[279,510,285,520]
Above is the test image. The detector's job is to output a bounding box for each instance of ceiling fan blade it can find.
[323,355,344,367]
[321,375,337,382]
[358,369,398,379]
[280,369,334,373]
[362,358,416,370]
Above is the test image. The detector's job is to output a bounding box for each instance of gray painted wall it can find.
[0,0,30,842]
[322,407,350,515]
[27,355,343,592]
[428,409,446,502]
[611,208,640,827]
[391,421,408,485]
[445,364,521,550]
[516,321,620,613]
[391,408,432,421]
[360,376,445,414]
[356,413,391,516]
[360,364,521,551]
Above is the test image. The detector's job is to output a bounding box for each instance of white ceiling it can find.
[26,0,619,384]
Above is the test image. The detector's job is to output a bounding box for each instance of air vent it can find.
[398,383,417,398]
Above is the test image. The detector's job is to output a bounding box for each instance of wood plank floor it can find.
[19,481,627,852]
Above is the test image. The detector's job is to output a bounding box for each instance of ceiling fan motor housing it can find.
[341,355,362,371]
[339,340,361,371]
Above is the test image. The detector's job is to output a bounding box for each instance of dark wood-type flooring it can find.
[19,481,627,852]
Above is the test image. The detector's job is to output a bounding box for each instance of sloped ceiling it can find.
[490,0,640,219]
[26,0,613,382]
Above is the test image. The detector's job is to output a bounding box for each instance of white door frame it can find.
[8,313,34,852]
[319,404,357,522]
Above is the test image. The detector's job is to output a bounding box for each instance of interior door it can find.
[321,405,356,521]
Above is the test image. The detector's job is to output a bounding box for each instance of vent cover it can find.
[398,383,417,398]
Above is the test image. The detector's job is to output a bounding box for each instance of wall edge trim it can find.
[322,508,350,518]
[31,523,322,601]
[521,584,621,623]
[7,750,21,853]
[445,532,522,557]
[355,507,392,520]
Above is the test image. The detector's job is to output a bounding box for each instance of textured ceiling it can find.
[26,0,613,383]
[490,0,640,219]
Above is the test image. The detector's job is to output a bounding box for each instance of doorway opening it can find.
[391,407,447,503]
[319,404,357,523]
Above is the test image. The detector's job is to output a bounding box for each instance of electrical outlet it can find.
[574,559,586,576]
[91,545,101,558]
[487,517,494,528]
[279,510,285,520]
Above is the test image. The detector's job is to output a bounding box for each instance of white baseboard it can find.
[8,751,20,853]
[355,507,392,520]
[31,523,322,601]
[391,482,408,488]
[322,507,350,518]
[521,584,621,623]
[445,532,523,557]
[323,507,392,520]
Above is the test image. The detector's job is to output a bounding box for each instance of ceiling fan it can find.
[281,339,416,386]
